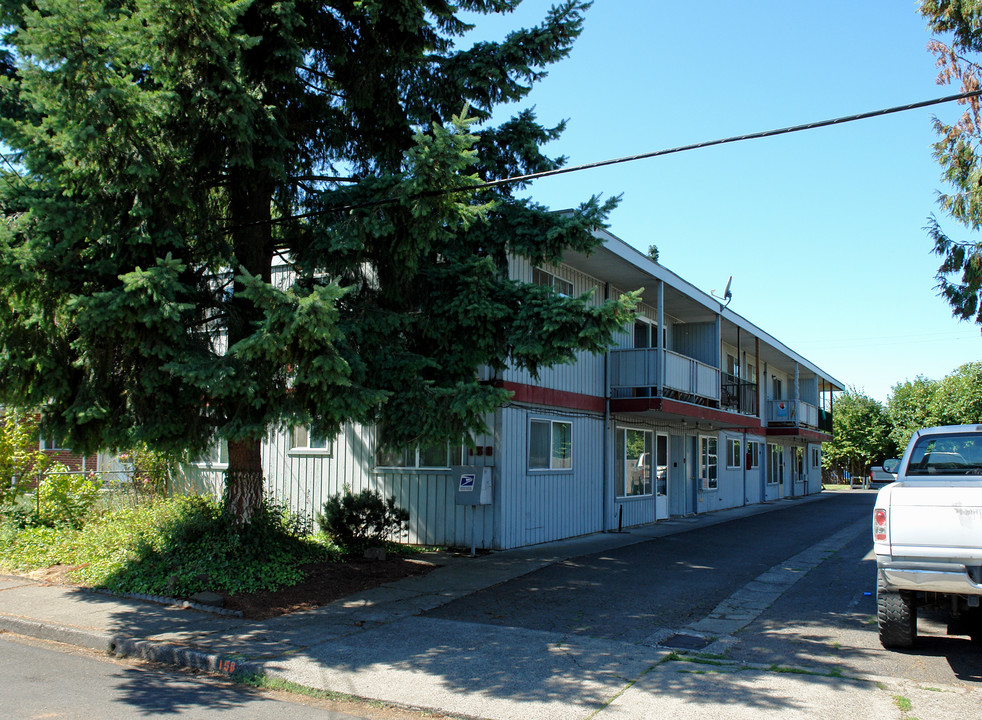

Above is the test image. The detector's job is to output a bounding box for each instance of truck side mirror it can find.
[882,458,900,474]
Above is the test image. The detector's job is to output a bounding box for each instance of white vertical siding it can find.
[497,406,605,549]
[502,257,608,397]
[260,423,498,548]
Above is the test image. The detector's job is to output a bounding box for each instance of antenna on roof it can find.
[711,276,733,308]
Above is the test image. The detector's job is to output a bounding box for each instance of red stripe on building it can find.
[609,396,763,430]
[495,381,606,413]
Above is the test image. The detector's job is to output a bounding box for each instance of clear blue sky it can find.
[463,0,981,403]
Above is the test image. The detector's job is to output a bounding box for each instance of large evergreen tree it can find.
[0,0,637,520]
[922,1,982,328]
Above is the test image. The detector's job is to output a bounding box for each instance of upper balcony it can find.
[610,349,831,435]
[610,349,758,417]
[767,400,833,434]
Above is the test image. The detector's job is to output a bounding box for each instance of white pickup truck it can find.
[873,425,982,648]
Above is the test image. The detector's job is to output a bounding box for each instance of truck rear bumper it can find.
[879,561,982,595]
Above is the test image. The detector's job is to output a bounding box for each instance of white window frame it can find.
[748,441,760,469]
[616,426,653,498]
[792,446,805,481]
[193,440,229,469]
[700,435,718,491]
[40,431,68,451]
[767,443,783,486]
[811,446,820,468]
[529,418,573,471]
[532,267,573,297]
[725,438,741,469]
[375,440,463,470]
[655,432,669,497]
[290,427,333,456]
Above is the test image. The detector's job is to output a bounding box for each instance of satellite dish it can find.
[712,276,733,307]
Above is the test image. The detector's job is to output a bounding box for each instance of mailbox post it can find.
[453,466,492,556]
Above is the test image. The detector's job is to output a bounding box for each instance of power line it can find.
[226,89,982,233]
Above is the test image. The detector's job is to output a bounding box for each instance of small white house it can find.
[189,228,842,550]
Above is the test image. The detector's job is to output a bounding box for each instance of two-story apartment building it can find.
[186,228,842,550]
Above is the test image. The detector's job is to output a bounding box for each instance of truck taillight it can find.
[873,508,887,541]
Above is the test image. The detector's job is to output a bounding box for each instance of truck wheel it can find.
[878,584,916,649]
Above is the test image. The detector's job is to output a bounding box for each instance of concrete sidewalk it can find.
[1,493,978,720]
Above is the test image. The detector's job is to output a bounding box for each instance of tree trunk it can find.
[224,437,265,524]
[223,172,273,524]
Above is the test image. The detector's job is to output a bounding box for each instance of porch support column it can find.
[657,279,665,398]
[737,326,742,411]
[756,337,762,421]
[794,362,800,427]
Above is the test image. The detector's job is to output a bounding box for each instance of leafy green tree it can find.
[887,375,940,451]
[822,388,895,478]
[887,363,982,452]
[0,1,637,522]
[0,409,54,506]
[921,2,982,328]
[929,361,982,426]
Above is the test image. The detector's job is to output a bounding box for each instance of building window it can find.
[747,441,760,469]
[792,446,805,480]
[376,440,462,470]
[745,362,757,385]
[656,433,668,496]
[290,427,333,455]
[634,320,655,348]
[616,427,652,497]
[725,438,741,469]
[767,443,783,486]
[811,447,820,467]
[529,418,572,470]
[193,440,229,468]
[700,435,718,490]
[533,267,573,297]
[40,430,68,451]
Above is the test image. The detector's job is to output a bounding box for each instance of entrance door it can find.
[655,433,669,519]
[769,443,785,497]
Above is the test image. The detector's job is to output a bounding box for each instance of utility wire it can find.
[228,89,982,232]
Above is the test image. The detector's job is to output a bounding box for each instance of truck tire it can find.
[877,583,916,649]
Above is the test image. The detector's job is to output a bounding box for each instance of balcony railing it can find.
[720,373,758,416]
[610,349,722,407]
[767,399,820,428]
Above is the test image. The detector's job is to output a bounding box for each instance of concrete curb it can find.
[109,635,266,679]
[0,613,267,681]
[0,614,113,653]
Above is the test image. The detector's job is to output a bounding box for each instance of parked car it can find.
[869,464,897,486]
[872,425,982,648]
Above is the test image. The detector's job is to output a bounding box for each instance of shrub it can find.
[100,494,333,596]
[317,487,409,550]
[37,469,102,528]
[117,445,176,498]
[0,409,55,506]
[0,494,335,596]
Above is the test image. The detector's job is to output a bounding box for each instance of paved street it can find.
[427,491,980,687]
[0,633,374,720]
[2,491,980,720]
